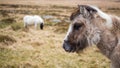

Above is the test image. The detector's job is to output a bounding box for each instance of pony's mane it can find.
[90,5,113,29]
[90,6,120,32]
[111,16,120,33]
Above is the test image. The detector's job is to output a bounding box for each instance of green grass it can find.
[0,18,15,28]
[11,22,24,31]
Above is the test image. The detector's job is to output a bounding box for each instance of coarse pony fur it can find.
[63,5,120,68]
[23,15,44,29]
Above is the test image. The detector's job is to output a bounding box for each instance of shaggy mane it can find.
[111,16,120,33]
[90,5,113,28]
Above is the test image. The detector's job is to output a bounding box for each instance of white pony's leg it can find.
[34,23,37,29]
[24,22,27,28]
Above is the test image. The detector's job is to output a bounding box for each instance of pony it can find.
[23,15,44,29]
[63,5,120,68]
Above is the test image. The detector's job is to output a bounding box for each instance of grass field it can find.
[0,0,120,68]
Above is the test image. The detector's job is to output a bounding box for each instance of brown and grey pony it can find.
[63,5,120,68]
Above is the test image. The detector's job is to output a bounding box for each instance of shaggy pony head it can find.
[63,5,105,53]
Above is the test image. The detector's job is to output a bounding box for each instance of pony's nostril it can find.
[63,42,71,52]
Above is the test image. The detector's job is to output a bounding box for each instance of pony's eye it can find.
[73,23,83,30]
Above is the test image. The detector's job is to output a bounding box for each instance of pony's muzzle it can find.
[63,40,76,52]
[40,23,44,30]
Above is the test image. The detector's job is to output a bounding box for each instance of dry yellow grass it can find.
[0,0,120,68]
[0,26,110,68]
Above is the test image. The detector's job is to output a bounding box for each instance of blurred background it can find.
[0,0,120,68]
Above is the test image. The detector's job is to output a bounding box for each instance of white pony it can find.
[23,15,44,29]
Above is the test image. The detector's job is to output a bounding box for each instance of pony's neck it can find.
[96,15,120,59]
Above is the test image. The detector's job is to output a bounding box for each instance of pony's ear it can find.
[70,5,97,20]
[78,5,97,18]
[78,5,97,14]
